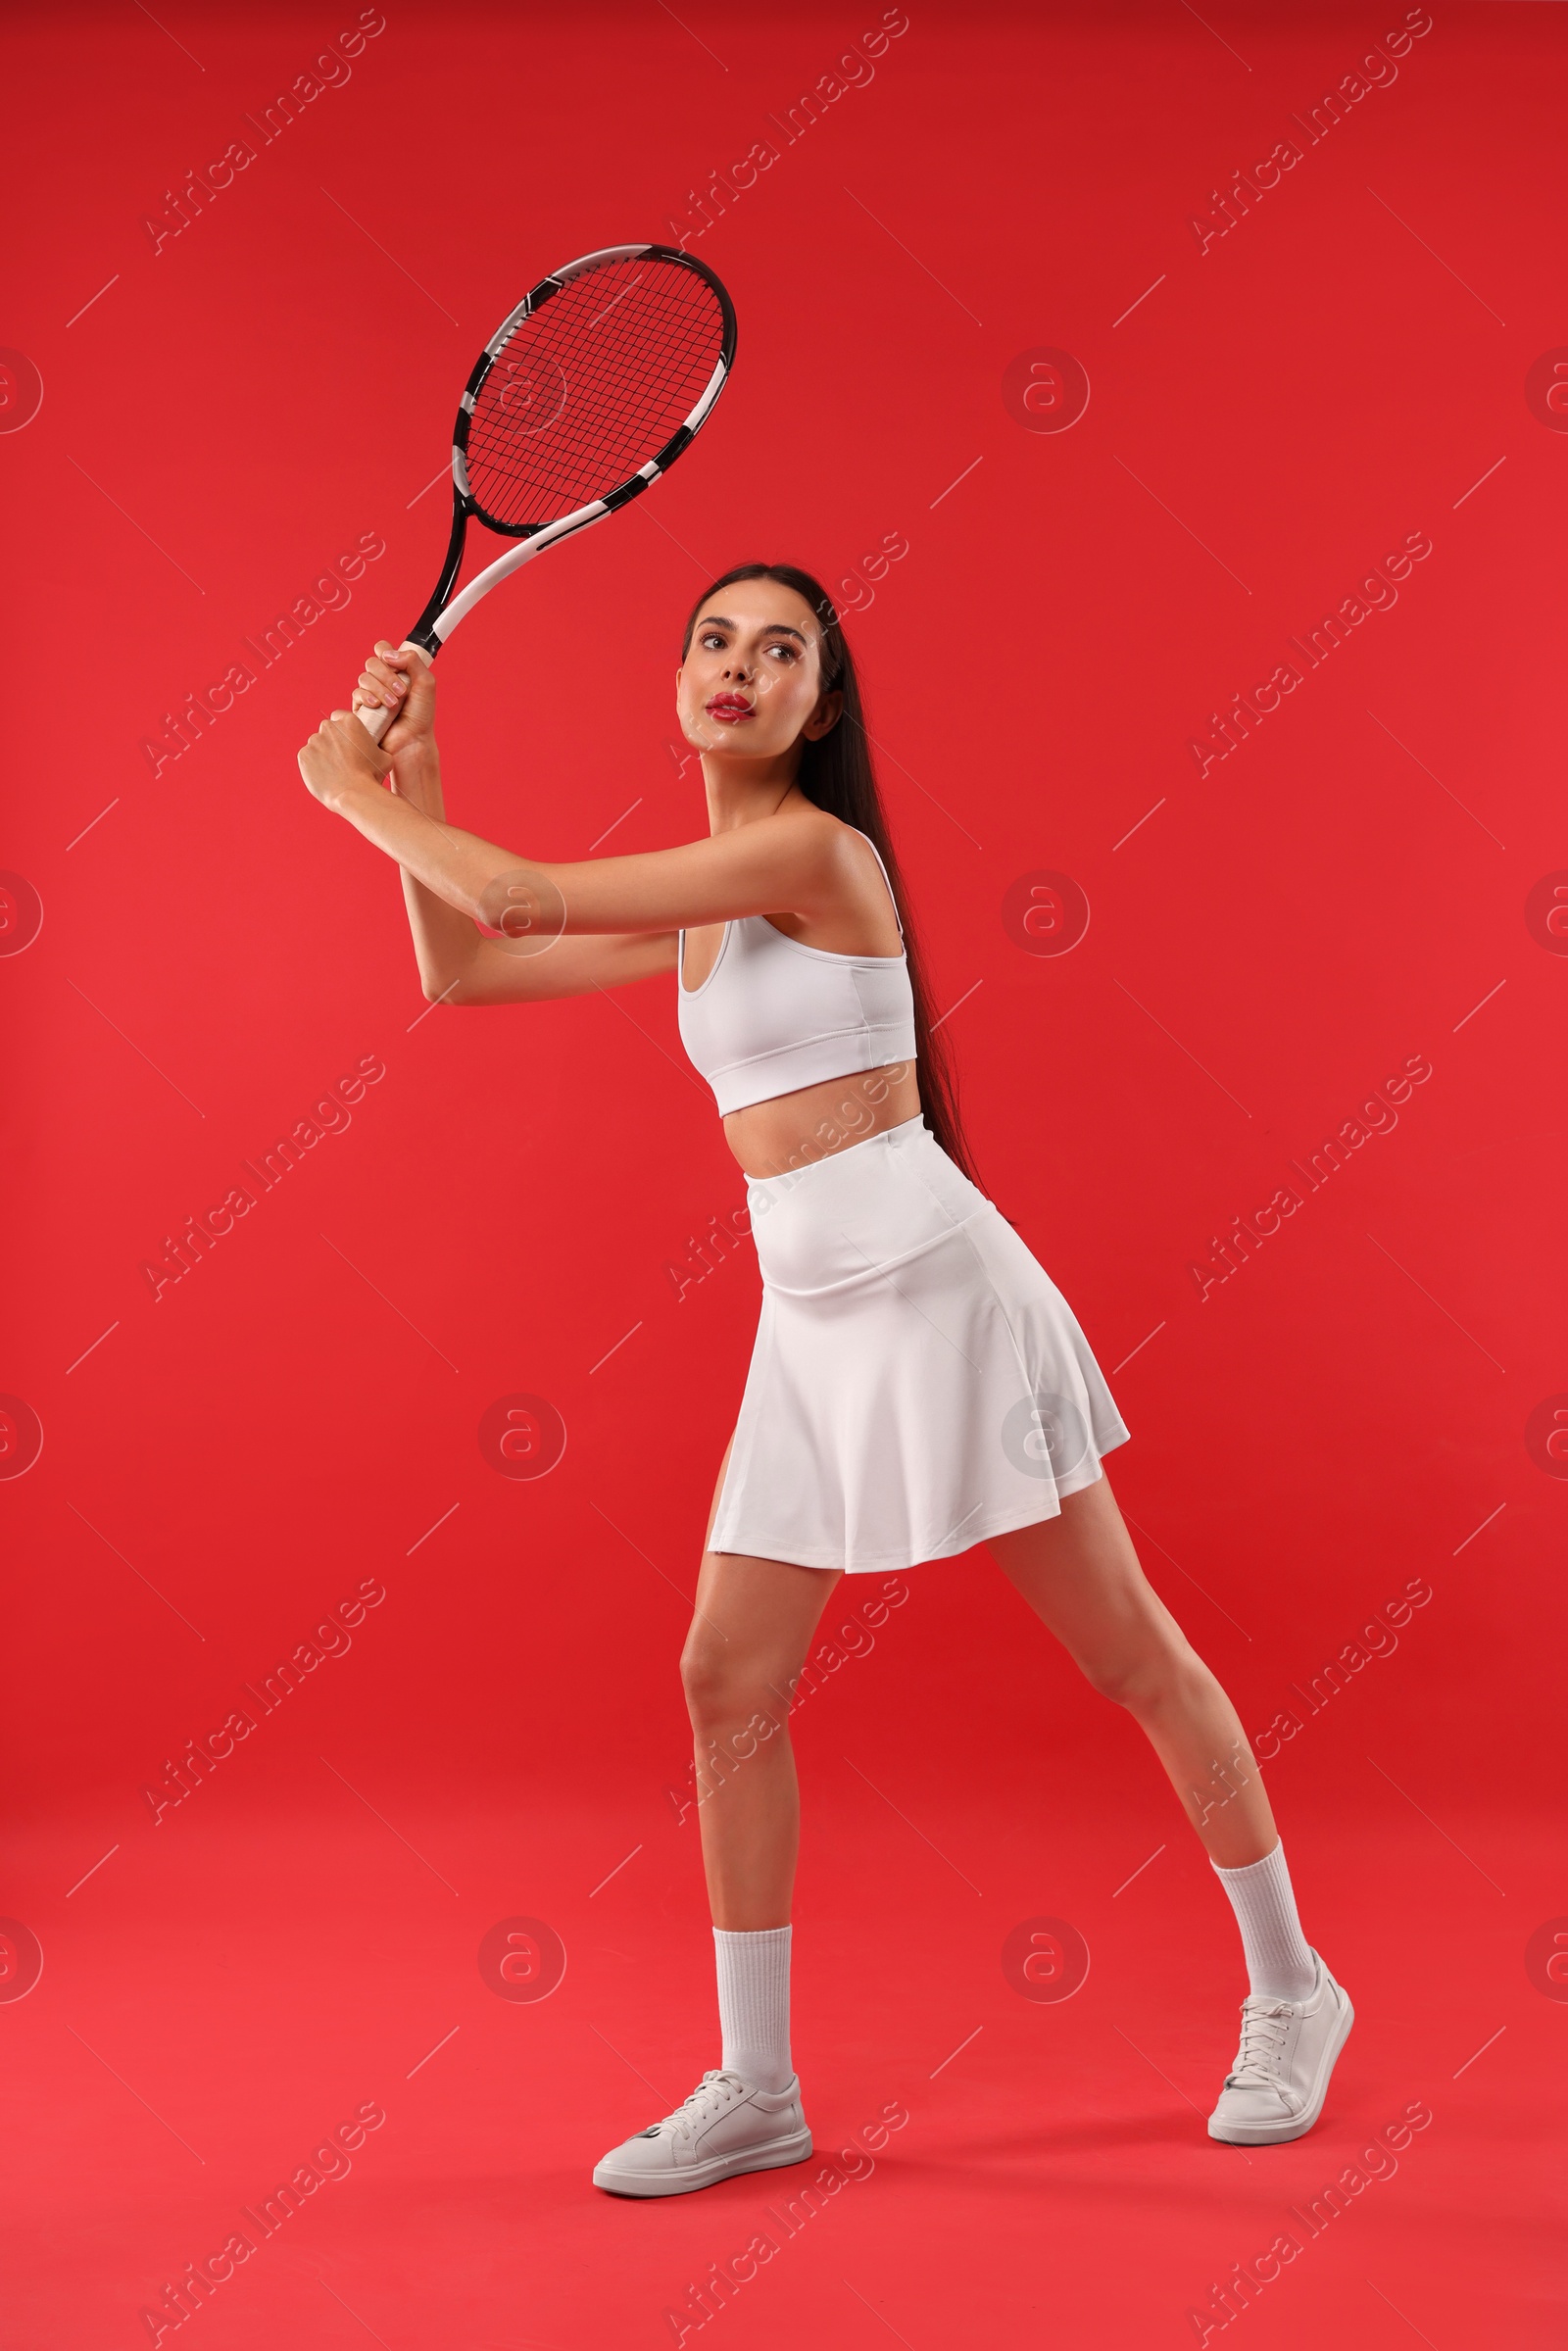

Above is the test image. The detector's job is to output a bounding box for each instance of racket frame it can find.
[406,241,736,656]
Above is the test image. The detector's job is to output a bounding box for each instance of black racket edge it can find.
[406,243,738,656]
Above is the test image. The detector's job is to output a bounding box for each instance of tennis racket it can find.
[355,241,737,742]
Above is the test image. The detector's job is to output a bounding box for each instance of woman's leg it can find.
[668,1439,844,2101]
[681,1440,845,1926]
[987,1470,1275,1865]
[588,1465,840,2196]
[987,1469,1354,2144]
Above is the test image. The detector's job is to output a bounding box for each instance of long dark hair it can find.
[680,562,987,1195]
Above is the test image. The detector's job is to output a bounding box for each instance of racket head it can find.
[455,244,736,539]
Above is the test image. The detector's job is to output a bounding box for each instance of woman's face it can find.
[675,579,842,765]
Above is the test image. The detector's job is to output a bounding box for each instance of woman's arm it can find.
[336,649,674,1004]
[300,645,846,955]
[353,655,485,1003]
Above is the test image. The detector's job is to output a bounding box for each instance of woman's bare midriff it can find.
[723,1058,923,1181]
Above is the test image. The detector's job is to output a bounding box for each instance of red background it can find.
[4,3,1564,2343]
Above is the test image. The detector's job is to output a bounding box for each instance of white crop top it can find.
[676,826,919,1115]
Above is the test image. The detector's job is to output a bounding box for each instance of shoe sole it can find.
[593,2125,813,2198]
[1207,1985,1355,2146]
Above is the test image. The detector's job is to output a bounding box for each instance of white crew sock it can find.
[1210,1839,1317,2001]
[712,1924,794,2091]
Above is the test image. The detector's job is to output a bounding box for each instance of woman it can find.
[297,561,1352,2198]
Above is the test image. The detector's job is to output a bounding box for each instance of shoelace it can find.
[660,2068,747,2141]
[1226,1998,1292,2086]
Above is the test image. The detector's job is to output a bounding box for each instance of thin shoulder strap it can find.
[849,824,905,944]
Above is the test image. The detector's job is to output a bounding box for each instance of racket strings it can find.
[465,259,724,530]
[471,280,718,521]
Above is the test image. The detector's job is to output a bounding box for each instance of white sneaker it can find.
[592,2066,812,2198]
[1207,1949,1354,2145]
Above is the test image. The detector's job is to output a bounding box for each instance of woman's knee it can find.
[1080,1629,1200,1711]
[679,1638,792,1733]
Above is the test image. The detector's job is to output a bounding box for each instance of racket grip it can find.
[353,642,431,744]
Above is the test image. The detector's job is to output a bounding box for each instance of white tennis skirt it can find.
[708,1114,1131,1574]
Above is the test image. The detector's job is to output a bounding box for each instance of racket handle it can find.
[353,642,431,745]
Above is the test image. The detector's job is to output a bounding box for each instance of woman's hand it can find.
[299,641,438,812]
[354,640,436,764]
[297,709,394,809]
